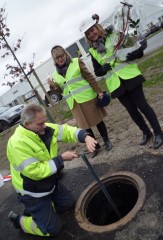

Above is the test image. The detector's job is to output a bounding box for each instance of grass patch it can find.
[138,46,163,73]
[143,73,163,87]
[137,46,163,87]
[60,109,73,120]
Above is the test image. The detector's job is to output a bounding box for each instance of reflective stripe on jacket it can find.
[7,123,80,197]
[53,58,97,110]
[89,34,141,93]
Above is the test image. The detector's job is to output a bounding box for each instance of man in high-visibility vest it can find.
[7,103,97,237]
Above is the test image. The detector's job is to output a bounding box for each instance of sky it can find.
[0,0,163,95]
[0,0,120,93]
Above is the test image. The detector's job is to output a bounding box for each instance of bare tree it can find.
[0,7,35,84]
[0,6,54,122]
[0,7,35,89]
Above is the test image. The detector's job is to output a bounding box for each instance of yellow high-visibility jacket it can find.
[53,58,97,110]
[89,34,141,93]
[7,123,81,197]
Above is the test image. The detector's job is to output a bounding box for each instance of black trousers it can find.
[86,121,109,142]
[118,84,162,136]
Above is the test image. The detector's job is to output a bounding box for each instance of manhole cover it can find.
[75,171,146,233]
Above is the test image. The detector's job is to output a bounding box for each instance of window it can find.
[79,37,89,53]
[66,43,80,58]
[13,90,18,94]
[14,99,19,105]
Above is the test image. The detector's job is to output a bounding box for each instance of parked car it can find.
[145,29,151,37]
[43,78,63,106]
[161,21,163,28]
[44,89,63,106]
[145,24,161,37]
[149,25,160,34]
[0,104,25,132]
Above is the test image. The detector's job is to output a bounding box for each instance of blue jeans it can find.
[18,181,74,236]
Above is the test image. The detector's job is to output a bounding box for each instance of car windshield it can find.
[0,107,9,114]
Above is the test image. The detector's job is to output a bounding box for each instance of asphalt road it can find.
[145,31,163,54]
[0,153,163,240]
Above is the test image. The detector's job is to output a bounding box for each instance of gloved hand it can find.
[101,63,112,72]
[105,25,114,34]
[126,48,144,61]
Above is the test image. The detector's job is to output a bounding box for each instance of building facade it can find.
[0,5,162,107]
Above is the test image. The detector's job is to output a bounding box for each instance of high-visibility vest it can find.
[7,123,80,198]
[53,58,97,110]
[89,34,141,93]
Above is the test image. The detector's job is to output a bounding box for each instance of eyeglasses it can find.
[53,53,65,61]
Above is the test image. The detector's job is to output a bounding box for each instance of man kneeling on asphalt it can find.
[7,103,97,237]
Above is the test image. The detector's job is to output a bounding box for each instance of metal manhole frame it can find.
[75,171,146,233]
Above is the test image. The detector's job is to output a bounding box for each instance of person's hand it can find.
[101,63,112,72]
[126,49,144,61]
[61,151,78,161]
[97,92,104,99]
[48,78,56,89]
[85,135,97,152]
[47,78,53,86]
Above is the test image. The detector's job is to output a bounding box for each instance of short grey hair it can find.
[21,103,46,125]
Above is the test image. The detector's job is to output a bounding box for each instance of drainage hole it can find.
[86,181,138,226]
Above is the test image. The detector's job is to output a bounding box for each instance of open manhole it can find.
[75,171,146,233]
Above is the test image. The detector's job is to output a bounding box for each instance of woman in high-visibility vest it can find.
[79,15,163,149]
[51,45,112,157]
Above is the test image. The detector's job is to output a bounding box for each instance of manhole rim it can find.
[75,171,146,233]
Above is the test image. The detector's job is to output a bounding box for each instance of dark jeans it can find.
[118,84,162,136]
[18,181,74,236]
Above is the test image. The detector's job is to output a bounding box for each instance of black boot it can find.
[91,143,101,158]
[102,137,112,151]
[154,134,163,149]
[139,132,152,145]
[104,140,112,151]
[8,211,21,229]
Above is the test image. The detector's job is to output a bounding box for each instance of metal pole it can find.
[32,70,55,107]
[32,70,63,124]
[35,90,55,123]
[81,153,122,219]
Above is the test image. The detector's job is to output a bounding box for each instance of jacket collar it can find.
[16,124,54,140]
